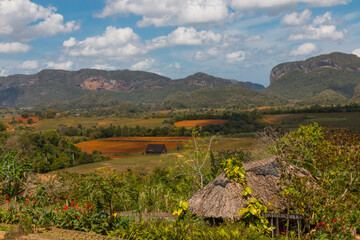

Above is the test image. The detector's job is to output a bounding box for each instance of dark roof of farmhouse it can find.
[187,157,312,220]
[145,144,167,153]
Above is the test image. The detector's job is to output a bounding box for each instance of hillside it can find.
[0,70,264,108]
[298,90,348,106]
[350,83,360,103]
[160,87,288,109]
[266,52,360,100]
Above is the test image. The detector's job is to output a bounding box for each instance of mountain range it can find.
[0,70,266,109]
[1,52,360,109]
[266,52,360,102]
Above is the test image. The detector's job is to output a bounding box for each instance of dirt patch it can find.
[19,227,107,240]
[174,120,228,127]
[15,116,39,123]
[97,121,114,125]
[262,117,275,125]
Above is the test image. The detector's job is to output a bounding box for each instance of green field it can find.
[264,112,360,131]
[6,116,167,131]
[64,154,167,174]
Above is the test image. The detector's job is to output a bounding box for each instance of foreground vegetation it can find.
[0,122,359,239]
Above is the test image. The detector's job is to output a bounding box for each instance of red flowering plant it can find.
[272,123,360,238]
[52,196,123,234]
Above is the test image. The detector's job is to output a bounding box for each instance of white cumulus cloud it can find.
[0,68,8,76]
[0,42,30,53]
[96,0,229,27]
[290,42,317,56]
[282,9,312,25]
[130,58,155,70]
[289,24,347,41]
[92,64,116,70]
[0,0,79,42]
[244,35,263,42]
[231,0,350,10]
[352,48,360,57]
[147,27,222,50]
[19,60,38,69]
[63,26,146,58]
[195,47,219,60]
[226,51,246,63]
[47,61,73,70]
[288,12,347,41]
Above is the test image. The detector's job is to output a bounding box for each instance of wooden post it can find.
[351,227,356,237]
[297,219,301,239]
[276,217,279,236]
[271,217,274,238]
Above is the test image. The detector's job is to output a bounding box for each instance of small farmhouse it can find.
[145,144,167,154]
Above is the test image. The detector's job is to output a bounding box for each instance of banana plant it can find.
[0,150,31,200]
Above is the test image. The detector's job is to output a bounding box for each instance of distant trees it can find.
[45,109,57,119]
[3,131,105,173]
[21,112,29,118]
[0,122,6,132]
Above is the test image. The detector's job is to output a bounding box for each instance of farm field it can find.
[211,137,258,151]
[263,112,360,131]
[64,154,168,174]
[174,119,228,127]
[71,136,258,173]
[28,117,167,131]
[75,137,191,156]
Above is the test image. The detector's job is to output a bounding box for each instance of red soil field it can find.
[75,137,190,155]
[174,120,228,127]
[241,106,275,112]
[15,116,39,123]
[106,137,191,141]
[158,110,172,114]
[97,121,114,125]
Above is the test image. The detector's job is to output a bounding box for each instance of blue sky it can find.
[1,0,360,86]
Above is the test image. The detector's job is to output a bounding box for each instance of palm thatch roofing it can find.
[145,144,167,154]
[188,157,311,220]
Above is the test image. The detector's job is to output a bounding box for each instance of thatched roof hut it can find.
[145,144,167,154]
[188,157,309,220]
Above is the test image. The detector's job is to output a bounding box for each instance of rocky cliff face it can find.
[270,52,360,84]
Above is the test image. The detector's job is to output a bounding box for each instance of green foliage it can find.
[221,158,246,185]
[0,122,6,132]
[172,201,189,220]
[4,131,103,173]
[210,149,252,178]
[21,112,29,118]
[45,109,57,119]
[238,199,272,235]
[111,219,267,240]
[272,123,360,238]
[0,151,30,198]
